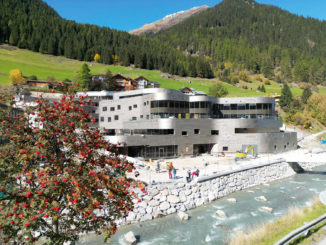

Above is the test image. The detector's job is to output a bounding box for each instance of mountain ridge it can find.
[129,5,210,36]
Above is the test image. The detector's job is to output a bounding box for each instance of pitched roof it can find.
[112,74,128,80]
[135,76,149,82]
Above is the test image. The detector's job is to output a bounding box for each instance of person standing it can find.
[186,170,191,182]
[156,161,160,173]
[195,169,200,177]
[172,168,177,179]
[168,168,172,179]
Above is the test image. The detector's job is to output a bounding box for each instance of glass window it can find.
[117,105,121,110]
[182,131,188,136]
[110,107,115,111]
[133,104,137,108]
[237,104,246,110]
[100,117,104,122]
[103,107,107,112]
[114,115,119,120]
[129,106,132,110]
[249,104,257,110]
[108,117,111,122]
[231,104,237,110]
[257,103,262,109]
[174,101,180,108]
[200,102,207,108]
[132,117,137,120]
[211,130,219,135]
[194,129,200,134]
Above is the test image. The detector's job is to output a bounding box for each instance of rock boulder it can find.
[124,231,137,245]
[177,211,189,221]
[216,210,227,218]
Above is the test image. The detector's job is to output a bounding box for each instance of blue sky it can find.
[43,0,326,31]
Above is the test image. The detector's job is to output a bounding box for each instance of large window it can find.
[128,145,178,159]
[132,129,174,135]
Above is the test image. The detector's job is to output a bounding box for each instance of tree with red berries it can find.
[0,86,138,243]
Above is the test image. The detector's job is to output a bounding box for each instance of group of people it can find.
[155,161,200,182]
[156,161,178,179]
[186,168,200,183]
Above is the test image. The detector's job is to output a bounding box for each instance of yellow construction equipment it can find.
[236,145,255,159]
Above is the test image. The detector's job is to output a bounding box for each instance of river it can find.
[78,164,326,245]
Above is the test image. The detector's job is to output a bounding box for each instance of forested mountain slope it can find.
[0,0,213,78]
[154,0,326,84]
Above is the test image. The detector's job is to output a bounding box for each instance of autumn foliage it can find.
[94,53,101,63]
[0,86,138,243]
[9,69,24,84]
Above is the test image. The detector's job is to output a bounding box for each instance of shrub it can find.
[264,80,271,85]
[239,71,249,82]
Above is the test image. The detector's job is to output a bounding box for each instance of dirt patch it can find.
[0,44,17,51]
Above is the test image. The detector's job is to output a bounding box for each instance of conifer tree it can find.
[76,63,91,89]
[301,87,312,104]
[279,83,293,110]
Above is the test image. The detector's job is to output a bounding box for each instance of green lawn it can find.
[0,45,311,98]
[318,86,326,95]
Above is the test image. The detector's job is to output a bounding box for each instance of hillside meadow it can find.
[0,45,314,97]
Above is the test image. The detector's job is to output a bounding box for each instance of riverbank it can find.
[81,162,326,245]
[119,153,326,226]
[229,198,326,245]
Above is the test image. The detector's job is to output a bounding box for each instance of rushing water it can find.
[78,164,326,245]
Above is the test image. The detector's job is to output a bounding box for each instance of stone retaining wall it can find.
[117,161,325,226]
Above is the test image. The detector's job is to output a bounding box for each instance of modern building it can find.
[98,88,297,159]
[76,91,113,128]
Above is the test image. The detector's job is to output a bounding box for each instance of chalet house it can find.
[112,74,137,91]
[179,87,207,96]
[25,80,53,89]
[135,76,149,89]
